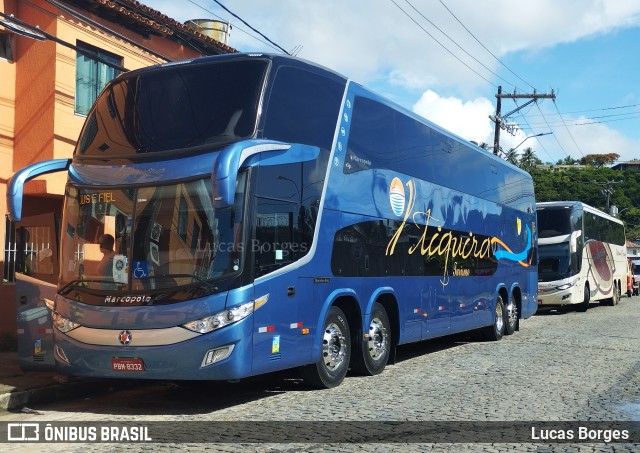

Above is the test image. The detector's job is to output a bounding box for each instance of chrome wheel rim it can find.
[367,316,389,361]
[495,301,504,332]
[322,322,347,371]
[507,302,517,327]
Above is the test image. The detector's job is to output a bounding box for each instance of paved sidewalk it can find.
[0,352,102,412]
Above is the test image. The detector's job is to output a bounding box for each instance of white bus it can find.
[537,201,626,311]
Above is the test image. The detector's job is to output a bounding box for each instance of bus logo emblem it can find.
[119,331,132,345]
[389,177,405,216]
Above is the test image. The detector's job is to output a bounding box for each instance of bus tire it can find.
[351,303,391,376]
[483,295,505,341]
[577,284,590,312]
[504,297,518,336]
[300,306,351,389]
[612,283,620,306]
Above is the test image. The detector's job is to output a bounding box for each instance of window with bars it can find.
[3,216,57,284]
[3,216,16,283]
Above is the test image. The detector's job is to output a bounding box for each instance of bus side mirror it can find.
[7,159,71,221]
[212,140,319,208]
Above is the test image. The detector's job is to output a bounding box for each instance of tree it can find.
[518,147,541,172]
[502,148,519,165]
[561,156,578,165]
[579,153,620,167]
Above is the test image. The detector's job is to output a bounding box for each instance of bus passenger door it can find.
[250,163,314,373]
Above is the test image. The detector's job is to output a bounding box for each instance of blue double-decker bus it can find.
[8,53,538,388]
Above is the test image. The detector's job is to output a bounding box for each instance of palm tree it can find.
[503,148,519,166]
[519,147,541,171]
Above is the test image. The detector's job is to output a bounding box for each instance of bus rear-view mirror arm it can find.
[7,158,71,222]
[212,140,319,208]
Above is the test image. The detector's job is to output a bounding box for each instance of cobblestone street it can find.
[2,299,639,452]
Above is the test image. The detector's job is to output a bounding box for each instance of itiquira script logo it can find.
[386,177,532,286]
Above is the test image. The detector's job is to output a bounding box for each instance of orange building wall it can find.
[0,0,18,337]
[0,0,217,337]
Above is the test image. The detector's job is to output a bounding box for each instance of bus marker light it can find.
[301,328,309,335]
[289,322,303,329]
[258,326,275,333]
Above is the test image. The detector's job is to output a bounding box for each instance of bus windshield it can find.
[538,241,572,281]
[537,207,572,238]
[59,174,246,305]
[75,58,268,160]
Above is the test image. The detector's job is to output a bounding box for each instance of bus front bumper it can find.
[537,284,578,306]
[51,317,254,381]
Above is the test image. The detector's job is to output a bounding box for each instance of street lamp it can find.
[512,132,553,151]
[611,206,631,217]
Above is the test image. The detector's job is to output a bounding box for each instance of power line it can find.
[553,100,586,157]
[401,0,517,90]
[111,0,226,55]
[523,111,640,127]
[388,0,498,88]
[438,0,536,92]
[514,102,640,118]
[0,11,128,72]
[210,0,290,55]
[185,0,282,52]
[534,102,583,158]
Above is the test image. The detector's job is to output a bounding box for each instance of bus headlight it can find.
[556,283,574,290]
[52,312,81,333]
[182,301,255,334]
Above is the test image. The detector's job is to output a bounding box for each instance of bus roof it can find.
[536,201,623,225]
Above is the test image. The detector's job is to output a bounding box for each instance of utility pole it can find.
[493,86,501,156]
[490,86,556,155]
[602,180,624,212]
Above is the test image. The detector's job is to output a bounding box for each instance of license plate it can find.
[111,357,145,372]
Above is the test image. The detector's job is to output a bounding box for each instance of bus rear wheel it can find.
[610,283,620,306]
[504,297,518,336]
[483,295,505,341]
[352,303,391,376]
[300,306,351,389]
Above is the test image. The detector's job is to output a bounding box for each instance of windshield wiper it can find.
[58,278,126,295]
[138,274,219,294]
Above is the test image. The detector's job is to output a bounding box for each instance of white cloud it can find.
[412,90,494,144]
[143,1,640,93]
[141,0,640,163]
[546,117,640,163]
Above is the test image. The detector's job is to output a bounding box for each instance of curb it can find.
[0,379,101,412]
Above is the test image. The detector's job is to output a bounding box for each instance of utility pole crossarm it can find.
[491,86,556,155]
[496,91,556,100]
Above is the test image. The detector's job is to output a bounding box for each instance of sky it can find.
[142,0,640,164]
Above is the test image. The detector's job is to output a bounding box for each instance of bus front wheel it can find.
[352,303,391,376]
[577,285,590,312]
[483,295,505,341]
[300,306,351,389]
